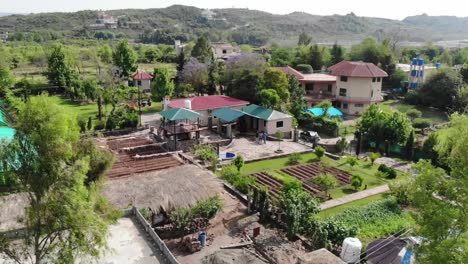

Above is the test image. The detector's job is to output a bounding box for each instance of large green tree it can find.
[270,47,295,66]
[298,32,312,46]
[309,44,324,71]
[262,68,290,103]
[258,89,280,109]
[288,74,306,118]
[112,39,137,79]
[0,95,117,263]
[45,44,74,90]
[330,42,345,65]
[151,67,174,101]
[191,35,212,63]
[419,68,464,111]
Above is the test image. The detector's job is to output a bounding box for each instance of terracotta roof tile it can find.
[328,61,388,78]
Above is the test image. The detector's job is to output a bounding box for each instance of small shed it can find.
[132,71,153,92]
[241,104,293,136]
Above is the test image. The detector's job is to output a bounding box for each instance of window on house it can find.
[371,90,374,98]
[372,77,376,82]
[335,102,342,108]
[276,121,284,128]
[377,77,381,82]
[355,104,364,107]
[306,83,314,91]
[340,76,348,82]
[343,103,348,109]
[222,49,227,54]
[327,84,332,92]
[339,88,347,96]
[264,120,267,126]
[137,80,142,86]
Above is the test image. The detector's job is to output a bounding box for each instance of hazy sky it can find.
[1,0,466,20]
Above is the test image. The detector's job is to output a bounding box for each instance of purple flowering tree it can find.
[180,58,208,95]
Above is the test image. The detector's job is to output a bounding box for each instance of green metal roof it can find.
[0,127,15,142]
[160,108,202,121]
[242,104,291,121]
[212,107,245,123]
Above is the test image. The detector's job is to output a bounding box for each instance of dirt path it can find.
[319,185,390,210]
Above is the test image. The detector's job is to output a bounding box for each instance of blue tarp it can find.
[306,107,343,118]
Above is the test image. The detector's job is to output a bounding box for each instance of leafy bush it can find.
[313,173,337,195]
[94,121,105,130]
[310,219,358,249]
[406,109,422,121]
[368,152,380,165]
[404,90,421,105]
[298,112,339,137]
[345,156,358,167]
[233,155,244,172]
[412,118,432,129]
[389,180,411,206]
[351,175,363,190]
[191,144,217,161]
[315,146,325,160]
[191,195,223,219]
[219,165,255,194]
[378,164,397,179]
[78,118,87,133]
[295,64,313,73]
[170,207,192,230]
[336,137,349,154]
[287,153,302,165]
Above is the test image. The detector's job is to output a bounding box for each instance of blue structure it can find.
[306,107,343,118]
[409,58,425,89]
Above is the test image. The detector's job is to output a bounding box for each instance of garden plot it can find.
[251,163,352,199]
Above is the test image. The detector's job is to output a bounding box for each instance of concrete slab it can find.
[93,217,167,264]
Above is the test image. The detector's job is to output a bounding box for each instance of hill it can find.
[0,5,467,45]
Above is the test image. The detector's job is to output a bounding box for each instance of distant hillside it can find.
[0,5,467,45]
[0,13,13,17]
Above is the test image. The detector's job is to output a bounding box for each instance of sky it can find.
[1,0,466,20]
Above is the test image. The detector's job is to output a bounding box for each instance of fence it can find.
[133,207,180,264]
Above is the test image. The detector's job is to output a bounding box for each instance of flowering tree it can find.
[181,58,208,95]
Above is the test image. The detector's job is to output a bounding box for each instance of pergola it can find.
[212,107,246,138]
[159,108,203,150]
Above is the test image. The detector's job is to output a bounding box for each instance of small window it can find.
[137,80,142,86]
[340,76,348,82]
[343,103,348,109]
[335,102,342,108]
[264,120,267,126]
[306,83,314,91]
[339,88,347,96]
[377,77,381,82]
[222,49,227,54]
[355,104,364,107]
[276,121,284,128]
[372,77,376,82]
[327,84,332,92]
[371,90,374,98]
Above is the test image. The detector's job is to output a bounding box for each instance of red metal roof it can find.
[274,66,305,80]
[133,72,153,80]
[168,95,249,111]
[328,61,388,78]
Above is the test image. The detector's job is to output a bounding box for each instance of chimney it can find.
[184,100,192,110]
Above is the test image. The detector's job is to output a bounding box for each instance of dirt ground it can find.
[164,191,309,264]
[220,137,312,161]
[375,157,412,173]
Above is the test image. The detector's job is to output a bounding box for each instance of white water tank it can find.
[340,237,362,263]
[184,99,192,109]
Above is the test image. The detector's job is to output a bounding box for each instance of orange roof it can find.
[328,61,388,78]
[133,72,153,80]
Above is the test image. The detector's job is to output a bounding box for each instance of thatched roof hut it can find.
[102,164,224,213]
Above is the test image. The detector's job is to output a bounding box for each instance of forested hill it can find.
[0,5,467,45]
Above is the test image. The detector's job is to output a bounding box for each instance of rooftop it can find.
[242,104,291,121]
[168,95,249,111]
[274,66,336,82]
[160,107,202,121]
[133,71,153,80]
[328,61,388,78]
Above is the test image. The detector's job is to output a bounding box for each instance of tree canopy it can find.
[419,68,465,111]
[45,44,74,90]
[112,39,138,79]
[151,66,174,101]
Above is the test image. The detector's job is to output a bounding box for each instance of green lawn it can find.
[241,152,408,199]
[141,102,163,114]
[379,100,448,124]
[52,96,104,121]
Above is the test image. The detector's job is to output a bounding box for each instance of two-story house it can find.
[211,42,239,61]
[328,61,388,115]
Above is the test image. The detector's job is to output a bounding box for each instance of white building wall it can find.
[134,80,151,92]
[265,118,292,135]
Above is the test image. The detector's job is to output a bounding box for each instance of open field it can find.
[380,100,449,124]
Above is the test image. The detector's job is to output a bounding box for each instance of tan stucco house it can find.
[328,61,388,115]
[132,71,153,92]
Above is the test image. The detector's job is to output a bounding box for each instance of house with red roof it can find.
[274,66,337,106]
[166,95,250,126]
[328,61,388,115]
[132,71,153,92]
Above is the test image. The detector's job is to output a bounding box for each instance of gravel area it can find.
[220,137,312,161]
[375,157,412,173]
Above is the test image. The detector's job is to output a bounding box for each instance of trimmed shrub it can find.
[345,156,358,167]
[295,64,313,73]
[287,153,302,165]
[412,118,432,129]
[378,164,397,179]
[315,146,325,160]
[351,175,363,190]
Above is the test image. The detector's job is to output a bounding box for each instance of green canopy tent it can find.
[159,108,203,150]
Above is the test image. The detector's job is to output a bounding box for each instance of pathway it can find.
[319,185,390,210]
